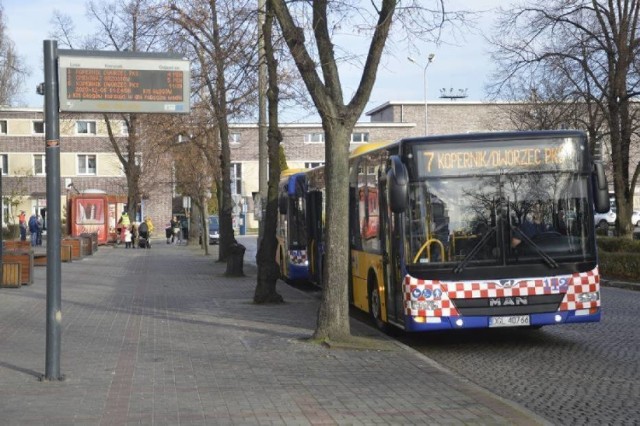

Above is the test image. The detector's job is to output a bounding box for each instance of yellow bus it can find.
[280,131,610,332]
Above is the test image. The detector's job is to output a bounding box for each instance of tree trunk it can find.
[254,1,283,304]
[312,124,351,341]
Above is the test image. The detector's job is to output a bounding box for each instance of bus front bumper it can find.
[404,308,601,332]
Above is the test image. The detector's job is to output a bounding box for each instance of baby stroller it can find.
[138,230,151,249]
[138,236,150,249]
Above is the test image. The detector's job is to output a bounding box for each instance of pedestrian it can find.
[36,215,43,246]
[130,223,138,249]
[118,211,130,245]
[139,217,152,248]
[28,213,38,247]
[165,222,172,244]
[18,210,27,241]
[170,215,180,244]
[124,226,132,248]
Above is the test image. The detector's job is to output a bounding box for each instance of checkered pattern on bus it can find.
[403,267,600,317]
[288,249,307,264]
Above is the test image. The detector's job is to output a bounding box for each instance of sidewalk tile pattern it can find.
[0,242,543,425]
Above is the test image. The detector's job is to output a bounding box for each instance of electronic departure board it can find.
[58,50,190,114]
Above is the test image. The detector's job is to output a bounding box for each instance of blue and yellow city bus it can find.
[280,131,610,332]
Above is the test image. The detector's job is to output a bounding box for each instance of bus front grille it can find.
[451,294,564,316]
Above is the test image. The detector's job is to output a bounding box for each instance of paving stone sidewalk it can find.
[0,241,546,425]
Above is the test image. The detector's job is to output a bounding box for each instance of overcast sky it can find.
[3,0,507,122]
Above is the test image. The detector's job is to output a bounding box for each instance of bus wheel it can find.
[368,279,387,331]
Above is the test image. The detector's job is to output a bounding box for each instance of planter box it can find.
[2,250,34,285]
[78,234,93,256]
[80,233,98,252]
[3,240,31,250]
[1,263,22,288]
[61,238,82,260]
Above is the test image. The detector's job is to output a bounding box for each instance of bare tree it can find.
[489,0,640,238]
[0,4,27,105]
[165,0,259,262]
[270,0,464,342]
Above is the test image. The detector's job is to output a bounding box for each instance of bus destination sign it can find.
[58,50,190,114]
[416,138,582,177]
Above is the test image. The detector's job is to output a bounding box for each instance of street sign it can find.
[58,49,190,114]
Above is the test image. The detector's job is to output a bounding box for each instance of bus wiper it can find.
[510,225,559,268]
[453,226,497,274]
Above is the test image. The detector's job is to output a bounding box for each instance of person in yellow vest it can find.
[117,212,130,245]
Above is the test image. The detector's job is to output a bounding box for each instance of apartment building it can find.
[3,100,629,235]
[0,107,173,233]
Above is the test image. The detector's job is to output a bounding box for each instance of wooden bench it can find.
[33,245,73,266]
[2,250,34,285]
[1,263,22,288]
[61,238,82,260]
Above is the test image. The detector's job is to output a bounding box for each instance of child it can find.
[130,224,138,249]
[124,226,132,248]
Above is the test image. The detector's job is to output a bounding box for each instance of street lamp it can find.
[408,53,435,135]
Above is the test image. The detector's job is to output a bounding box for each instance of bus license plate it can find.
[489,315,530,328]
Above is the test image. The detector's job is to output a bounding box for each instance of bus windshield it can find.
[406,171,595,268]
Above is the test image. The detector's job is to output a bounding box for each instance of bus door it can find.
[306,189,323,285]
[379,176,404,325]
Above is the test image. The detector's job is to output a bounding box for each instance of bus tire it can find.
[368,275,388,332]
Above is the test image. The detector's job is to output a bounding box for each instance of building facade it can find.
[0,108,173,235]
[2,100,632,236]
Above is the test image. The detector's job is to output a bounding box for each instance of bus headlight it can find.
[411,300,441,311]
[576,291,599,303]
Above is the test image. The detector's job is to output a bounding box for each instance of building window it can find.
[34,154,45,176]
[230,132,240,144]
[231,163,242,195]
[77,121,97,135]
[33,121,44,134]
[304,162,324,169]
[351,132,369,143]
[1,154,7,175]
[304,132,324,143]
[78,154,97,175]
[0,120,7,135]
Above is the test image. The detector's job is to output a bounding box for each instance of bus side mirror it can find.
[278,192,288,215]
[593,162,610,213]
[387,155,408,213]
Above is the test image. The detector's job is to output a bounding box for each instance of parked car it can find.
[209,215,219,245]
[632,210,640,227]
[594,208,616,229]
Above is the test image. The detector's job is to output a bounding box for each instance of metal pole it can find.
[257,0,267,244]
[423,66,428,135]
[43,39,63,381]
[423,54,434,135]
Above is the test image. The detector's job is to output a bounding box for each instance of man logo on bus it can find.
[489,296,528,307]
